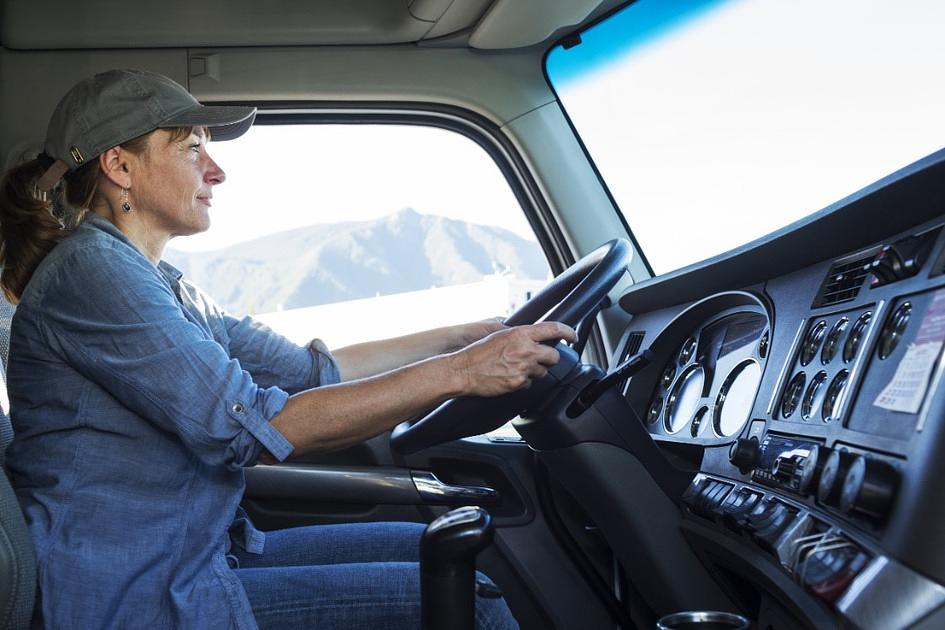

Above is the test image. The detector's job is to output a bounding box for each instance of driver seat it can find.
[0,297,37,630]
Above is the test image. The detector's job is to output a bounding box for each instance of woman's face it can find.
[130,128,225,238]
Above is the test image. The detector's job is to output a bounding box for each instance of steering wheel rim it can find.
[390,238,632,455]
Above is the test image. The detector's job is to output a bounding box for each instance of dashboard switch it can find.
[684,478,733,520]
[808,551,868,604]
[721,489,763,532]
[747,500,797,553]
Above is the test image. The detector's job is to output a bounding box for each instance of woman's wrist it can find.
[427,350,469,398]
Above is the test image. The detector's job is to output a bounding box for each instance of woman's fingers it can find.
[525,321,578,345]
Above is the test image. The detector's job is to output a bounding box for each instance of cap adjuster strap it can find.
[35,159,70,193]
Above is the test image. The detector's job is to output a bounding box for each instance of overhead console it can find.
[613,149,945,629]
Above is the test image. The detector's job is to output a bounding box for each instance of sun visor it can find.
[468,0,604,49]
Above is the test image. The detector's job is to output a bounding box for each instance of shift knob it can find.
[420,506,494,630]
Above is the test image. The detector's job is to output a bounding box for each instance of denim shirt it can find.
[6,215,339,629]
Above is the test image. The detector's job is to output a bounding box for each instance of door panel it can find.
[241,434,531,529]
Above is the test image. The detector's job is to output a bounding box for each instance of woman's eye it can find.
[189,143,201,153]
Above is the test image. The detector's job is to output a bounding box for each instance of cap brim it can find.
[160,105,257,142]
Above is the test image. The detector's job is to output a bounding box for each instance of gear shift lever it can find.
[420,506,495,630]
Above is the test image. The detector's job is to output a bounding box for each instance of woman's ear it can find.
[98,146,133,189]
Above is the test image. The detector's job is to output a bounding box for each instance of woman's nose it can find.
[205,157,226,185]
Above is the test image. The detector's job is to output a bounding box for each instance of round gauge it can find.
[665,365,705,434]
[822,370,850,422]
[758,331,769,359]
[714,360,763,437]
[878,302,912,360]
[843,312,872,363]
[660,365,676,390]
[646,398,663,424]
[800,321,827,366]
[678,336,697,366]
[821,318,848,364]
[781,371,806,418]
[691,406,709,437]
[801,371,828,420]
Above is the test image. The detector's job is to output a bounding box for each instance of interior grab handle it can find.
[411,471,500,505]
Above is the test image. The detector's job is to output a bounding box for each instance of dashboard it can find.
[610,149,945,628]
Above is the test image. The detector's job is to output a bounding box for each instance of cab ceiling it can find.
[0,0,616,51]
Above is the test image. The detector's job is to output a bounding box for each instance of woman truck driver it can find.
[0,69,574,629]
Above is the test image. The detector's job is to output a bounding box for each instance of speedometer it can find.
[714,360,762,437]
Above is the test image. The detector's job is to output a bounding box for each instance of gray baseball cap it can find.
[37,69,256,191]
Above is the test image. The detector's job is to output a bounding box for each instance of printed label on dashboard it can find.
[874,290,945,414]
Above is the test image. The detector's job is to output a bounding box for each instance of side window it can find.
[165,123,550,349]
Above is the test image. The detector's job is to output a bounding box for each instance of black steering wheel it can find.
[390,238,632,455]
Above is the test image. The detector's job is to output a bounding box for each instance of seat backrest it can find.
[0,299,37,630]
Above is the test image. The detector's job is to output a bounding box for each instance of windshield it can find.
[546,0,945,275]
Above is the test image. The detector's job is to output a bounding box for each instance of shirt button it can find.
[232,402,245,414]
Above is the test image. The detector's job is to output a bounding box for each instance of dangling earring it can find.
[121,188,132,213]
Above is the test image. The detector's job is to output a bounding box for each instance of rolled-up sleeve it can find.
[223,313,340,393]
[40,244,294,469]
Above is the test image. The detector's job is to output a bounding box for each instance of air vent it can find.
[623,331,645,360]
[618,331,646,396]
[813,255,875,308]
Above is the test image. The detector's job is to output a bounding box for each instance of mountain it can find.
[163,208,546,315]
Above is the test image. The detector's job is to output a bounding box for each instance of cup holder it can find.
[656,610,750,630]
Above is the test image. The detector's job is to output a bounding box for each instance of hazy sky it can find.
[171,124,535,252]
[549,0,945,274]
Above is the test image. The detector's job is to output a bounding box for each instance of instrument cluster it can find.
[632,295,771,445]
[777,308,875,426]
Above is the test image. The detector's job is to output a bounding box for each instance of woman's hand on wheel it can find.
[452,322,577,397]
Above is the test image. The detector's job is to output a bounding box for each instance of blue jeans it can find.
[232,521,519,629]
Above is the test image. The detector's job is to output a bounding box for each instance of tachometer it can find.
[714,360,763,437]
[665,365,705,433]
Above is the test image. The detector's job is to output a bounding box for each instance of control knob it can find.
[773,454,801,486]
[729,437,760,474]
[817,450,857,507]
[839,455,899,519]
[798,444,828,496]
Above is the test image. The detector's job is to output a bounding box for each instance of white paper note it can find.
[874,341,943,413]
[874,289,945,414]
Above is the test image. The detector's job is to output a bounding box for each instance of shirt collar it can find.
[82,213,135,248]
[81,213,185,288]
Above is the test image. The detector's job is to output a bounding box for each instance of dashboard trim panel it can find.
[836,555,945,629]
[766,319,807,416]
